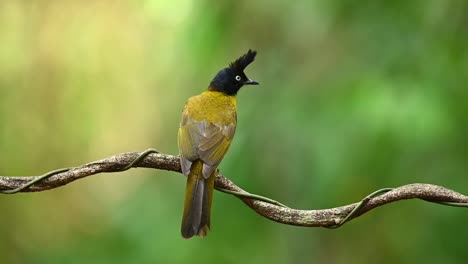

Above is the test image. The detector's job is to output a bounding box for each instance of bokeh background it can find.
[1,1,467,263]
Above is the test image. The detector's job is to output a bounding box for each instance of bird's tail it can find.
[181,160,215,239]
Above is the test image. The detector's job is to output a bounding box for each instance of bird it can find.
[178,50,258,239]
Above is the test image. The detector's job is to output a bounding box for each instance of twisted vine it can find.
[1,150,467,228]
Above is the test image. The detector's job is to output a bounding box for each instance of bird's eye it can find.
[235,75,241,81]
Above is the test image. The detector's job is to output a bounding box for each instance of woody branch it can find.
[0,151,467,227]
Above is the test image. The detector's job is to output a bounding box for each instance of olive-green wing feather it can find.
[178,114,236,178]
[198,121,236,177]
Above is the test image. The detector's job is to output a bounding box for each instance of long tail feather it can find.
[181,161,215,239]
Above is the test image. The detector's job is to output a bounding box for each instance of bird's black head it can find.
[208,49,258,95]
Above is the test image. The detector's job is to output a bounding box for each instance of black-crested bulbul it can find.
[178,50,258,238]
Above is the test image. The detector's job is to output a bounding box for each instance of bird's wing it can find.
[178,112,236,178]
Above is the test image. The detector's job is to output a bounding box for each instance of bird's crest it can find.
[229,49,257,72]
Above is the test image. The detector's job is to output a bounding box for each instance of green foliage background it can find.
[0,1,467,263]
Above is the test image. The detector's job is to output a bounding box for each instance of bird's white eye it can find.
[235,75,241,81]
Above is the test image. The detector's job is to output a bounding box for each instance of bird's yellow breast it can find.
[183,91,237,125]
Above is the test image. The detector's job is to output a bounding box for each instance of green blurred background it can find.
[1,0,467,263]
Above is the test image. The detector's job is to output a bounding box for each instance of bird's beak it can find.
[244,79,259,85]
